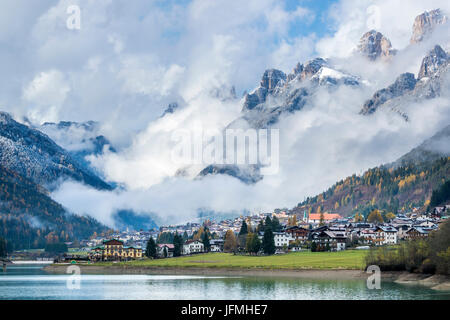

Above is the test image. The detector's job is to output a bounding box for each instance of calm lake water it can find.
[0,264,448,300]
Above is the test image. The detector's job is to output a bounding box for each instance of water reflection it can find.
[0,265,448,300]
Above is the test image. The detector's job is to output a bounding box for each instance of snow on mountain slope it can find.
[360,45,450,119]
[0,112,112,190]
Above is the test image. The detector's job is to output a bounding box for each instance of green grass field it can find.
[100,251,367,270]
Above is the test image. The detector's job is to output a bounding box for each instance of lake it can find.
[0,264,448,300]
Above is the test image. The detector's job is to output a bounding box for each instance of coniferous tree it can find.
[246,233,261,255]
[202,228,211,252]
[319,211,325,226]
[238,220,249,248]
[430,180,450,207]
[271,216,282,232]
[264,216,272,231]
[157,232,174,244]
[44,242,68,254]
[239,220,248,235]
[262,226,275,255]
[257,220,265,232]
[0,237,7,258]
[145,237,157,259]
[173,233,183,257]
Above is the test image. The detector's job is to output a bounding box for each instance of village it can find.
[62,204,450,263]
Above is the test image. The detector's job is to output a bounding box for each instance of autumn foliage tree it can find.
[223,230,238,253]
[287,215,297,227]
[245,233,261,255]
[367,210,384,224]
[385,212,396,221]
[354,213,364,222]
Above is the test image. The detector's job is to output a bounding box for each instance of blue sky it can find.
[285,0,339,38]
[150,0,339,62]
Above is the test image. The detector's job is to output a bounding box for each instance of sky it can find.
[1,0,450,227]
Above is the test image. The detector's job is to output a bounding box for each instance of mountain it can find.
[411,9,448,44]
[39,121,116,158]
[357,30,396,61]
[290,127,450,218]
[236,58,360,129]
[198,164,263,185]
[417,44,449,79]
[0,164,109,250]
[198,57,361,183]
[39,120,116,183]
[391,124,450,167]
[161,102,180,118]
[0,112,112,190]
[360,45,450,118]
[112,210,158,231]
[360,72,417,115]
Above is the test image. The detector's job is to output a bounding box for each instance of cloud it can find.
[270,35,317,72]
[316,0,450,58]
[22,70,71,123]
[117,54,185,96]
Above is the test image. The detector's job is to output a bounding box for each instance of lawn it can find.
[100,250,367,270]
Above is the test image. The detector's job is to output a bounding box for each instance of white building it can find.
[375,226,398,245]
[273,232,294,248]
[210,239,224,252]
[182,240,204,255]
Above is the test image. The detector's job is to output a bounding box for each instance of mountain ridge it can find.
[0,111,112,191]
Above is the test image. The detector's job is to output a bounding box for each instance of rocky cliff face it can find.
[161,102,180,117]
[242,69,286,112]
[411,9,448,44]
[260,69,286,93]
[360,73,417,115]
[358,30,395,61]
[360,45,450,118]
[240,57,359,127]
[418,45,449,79]
[197,164,263,185]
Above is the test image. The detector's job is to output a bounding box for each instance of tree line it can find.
[294,156,450,219]
[365,219,450,275]
[429,179,450,207]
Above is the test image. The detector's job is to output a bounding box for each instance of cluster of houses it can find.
[80,209,447,261]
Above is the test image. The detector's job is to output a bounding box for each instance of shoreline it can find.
[45,264,368,279]
[43,264,450,290]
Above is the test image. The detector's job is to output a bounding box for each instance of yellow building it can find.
[90,239,143,261]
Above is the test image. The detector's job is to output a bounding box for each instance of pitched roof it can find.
[184,239,203,245]
[376,226,398,232]
[157,244,174,249]
[309,213,342,221]
[407,227,429,234]
[103,239,124,245]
